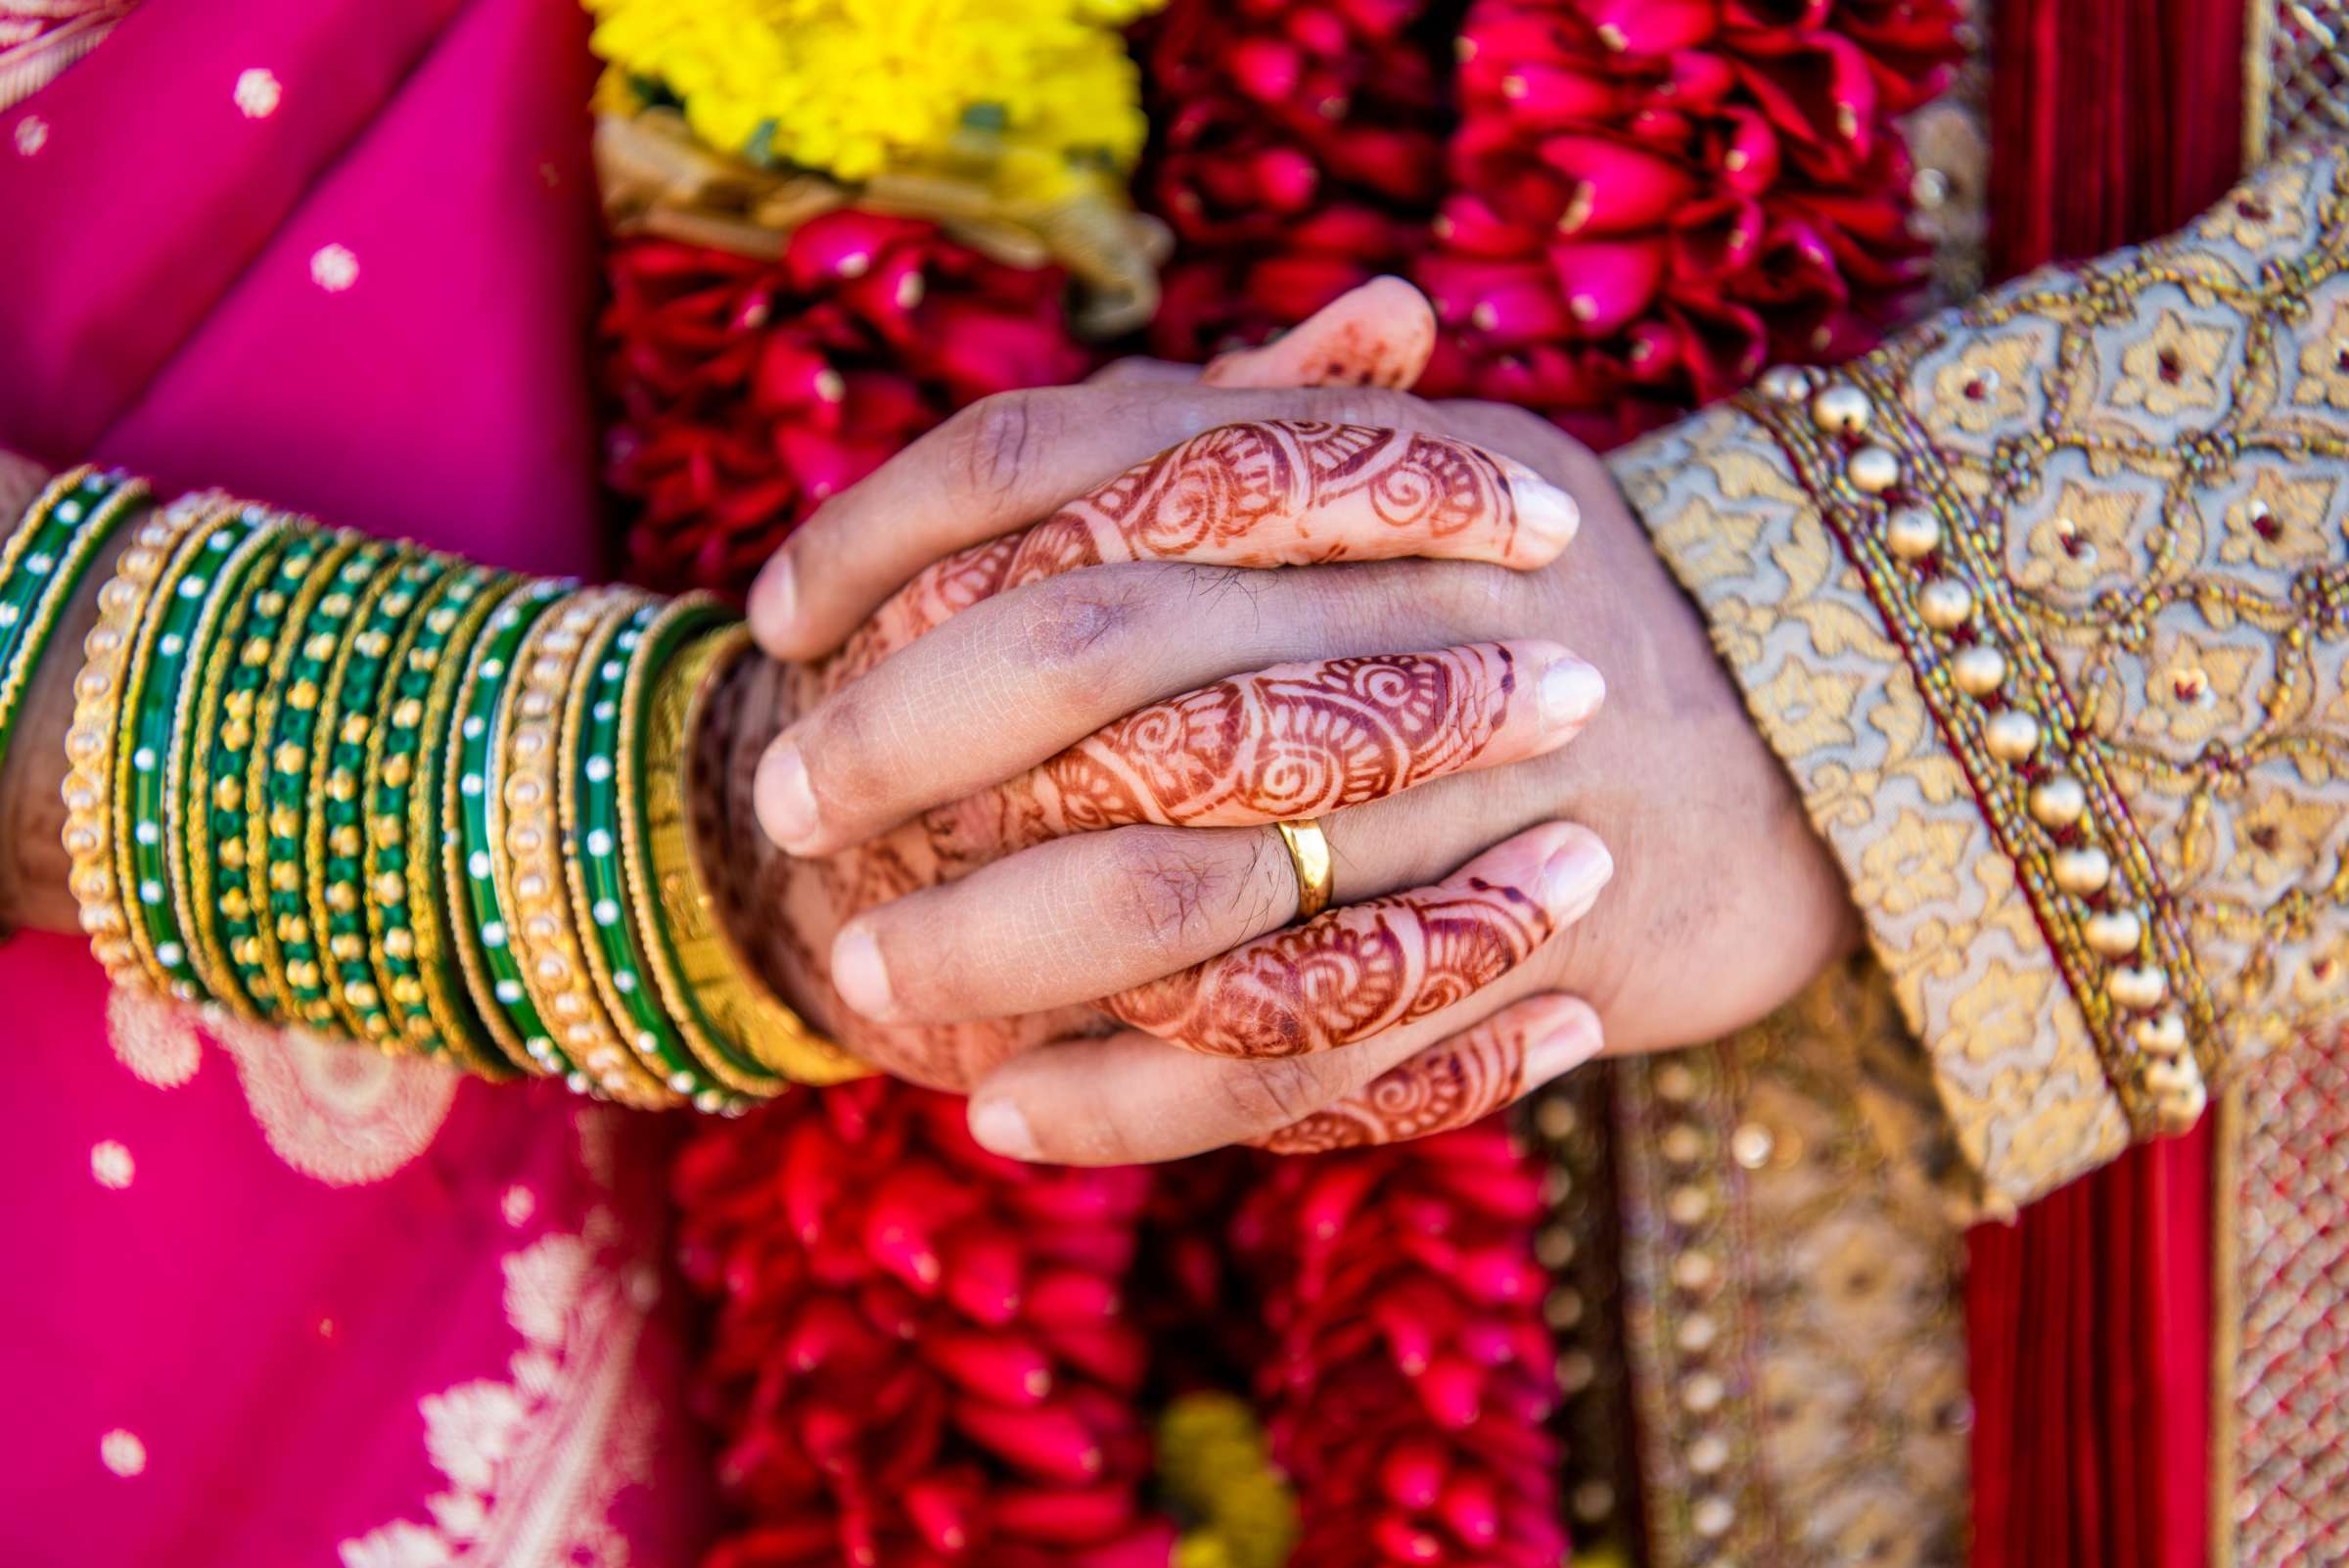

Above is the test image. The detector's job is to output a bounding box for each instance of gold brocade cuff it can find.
[1613,406,2136,1211]
[1614,143,2349,1209]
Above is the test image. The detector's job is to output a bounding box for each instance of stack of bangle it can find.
[38,480,866,1111]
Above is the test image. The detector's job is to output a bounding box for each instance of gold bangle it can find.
[381,568,516,1074]
[492,586,672,1108]
[560,600,708,1097]
[621,614,787,1099]
[650,626,868,1086]
[1273,817,1334,924]
[63,494,204,984]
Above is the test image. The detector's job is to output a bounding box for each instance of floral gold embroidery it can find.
[2012,478,2152,593]
[2131,628,2262,748]
[2218,467,2337,570]
[2292,299,2349,410]
[1619,144,2349,1204]
[1928,333,2037,433]
[2112,307,2236,419]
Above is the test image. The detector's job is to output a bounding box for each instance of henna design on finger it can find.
[926,645,1523,859]
[1252,1021,1531,1153]
[828,421,1528,678]
[1102,873,1554,1058]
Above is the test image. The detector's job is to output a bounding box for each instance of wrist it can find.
[700,648,830,1024]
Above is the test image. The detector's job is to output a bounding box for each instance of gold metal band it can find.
[493,587,672,1107]
[1274,817,1334,924]
[647,626,867,1086]
[63,496,206,985]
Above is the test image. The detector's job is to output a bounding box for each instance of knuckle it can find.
[797,688,894,816]
[1099,831,1252,950]
[1007,570,1146,676]
[948,390,1052,500]
[1215,1054,1333,1131]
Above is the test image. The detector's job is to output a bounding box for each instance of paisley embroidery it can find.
[339,1220,664,1568]
[106,984,200,1087]
[104,996,458,1186]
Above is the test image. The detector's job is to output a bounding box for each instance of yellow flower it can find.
[1158,1393,1298,1568]
[585,0,1164,185]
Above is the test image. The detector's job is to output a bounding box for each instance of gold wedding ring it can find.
[1274,817,1333,924]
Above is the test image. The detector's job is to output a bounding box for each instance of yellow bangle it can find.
[645,626,868,1086]
[379,568,517,1073]
[63,494,205,985]
[492,586,673,1108]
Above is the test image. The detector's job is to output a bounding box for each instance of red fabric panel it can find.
[1969,0,2244,1563]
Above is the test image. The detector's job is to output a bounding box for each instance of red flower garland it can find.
[1418,0,1966,443]
[1135,0,1454,359]
[1235,1127,1566,1568]
[675,1082,1171,1568]
[601,210,1091,597]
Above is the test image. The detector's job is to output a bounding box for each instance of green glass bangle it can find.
[307,549,445,1043]
[363,563,514,1068]
[115,498,257,1000]
[155,508,292,1005]
[565,599,755,1110]
[203,529,340,1021]
[247,535,392,1027]
[403,571,523,1073]
[611,597,785,1103]
[447,577,581,1084]
[0,467,148,772]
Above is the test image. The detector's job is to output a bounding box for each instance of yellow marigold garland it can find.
[584,0,1163,190]
[1159,1392,1299,1568]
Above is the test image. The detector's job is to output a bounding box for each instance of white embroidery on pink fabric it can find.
[100,1429,146,1477]
[233,67,280,118]
[90,1140,133,1188]
[310,243,358,293]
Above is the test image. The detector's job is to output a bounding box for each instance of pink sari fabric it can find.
[0,0,715,1560]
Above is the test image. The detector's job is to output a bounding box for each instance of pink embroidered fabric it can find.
[0,0,716,1558]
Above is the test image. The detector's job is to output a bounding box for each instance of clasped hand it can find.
[717,283,1858,1165]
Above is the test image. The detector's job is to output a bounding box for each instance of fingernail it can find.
[754,739,820,851]
[1504,465,1580,550]
[1538,656,1606,731]
[969,1097,1040,1161]
[1521,997,1603,1083]
[1536,834,1613,923]
[831,922,894,1020]
[749,551,797,649]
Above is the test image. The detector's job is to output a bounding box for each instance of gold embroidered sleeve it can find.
[1611,143,2349,1211]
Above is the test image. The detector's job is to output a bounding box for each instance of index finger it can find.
[750,383,1451,661]
[750,279,1440,663]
